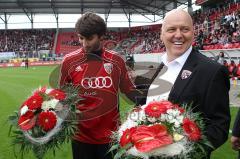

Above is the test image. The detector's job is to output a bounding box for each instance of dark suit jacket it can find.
[137,48,230,150]
[232,109,240,137]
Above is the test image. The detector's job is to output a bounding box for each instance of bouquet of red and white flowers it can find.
[8,86,82,159]
[111,100,212,159]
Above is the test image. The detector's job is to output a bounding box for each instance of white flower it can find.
[167,115,174,122]
[172,115,183,128]
[176,115,184,123]
[45,88,52,94]
[174,120,181,128]
[20,105,28,115]
[138,110,147,121]
[148,117,157,123]
[41,99,59,110]
[166,109,173,114]
[160,114,167,122]
[167,109,180,117]
[164,109,184,127]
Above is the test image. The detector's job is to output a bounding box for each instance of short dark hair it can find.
[219,52,224,57]
[75,12,106,38]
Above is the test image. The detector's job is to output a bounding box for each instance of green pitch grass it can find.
[0,66,238,159]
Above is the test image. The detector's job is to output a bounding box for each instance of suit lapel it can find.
[169,49,199,101]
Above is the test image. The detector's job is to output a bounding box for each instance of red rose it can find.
[182,118,201,141]
[131,124,173,152]
[37,111,57,132]
[144,101,174,117]
[18,111,36,131]
[120,127,136,147]
[23,93,43,110]
[48,89,66,100]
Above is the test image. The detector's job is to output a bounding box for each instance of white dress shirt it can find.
[146,46,192,104]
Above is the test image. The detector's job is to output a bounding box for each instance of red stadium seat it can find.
[203,45,208,50]
[208,45,214,50]
[212,45,217,49]
[231,43,238,48]
[217,44,223,49]
[227,43,234,49]
[235,43,240,48]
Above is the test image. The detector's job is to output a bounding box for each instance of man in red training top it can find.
[59,12,142,159]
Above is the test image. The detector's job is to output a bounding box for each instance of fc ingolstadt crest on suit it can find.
[104,63,113,74]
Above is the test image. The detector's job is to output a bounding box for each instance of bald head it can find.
[160,9,194,61]
[162,9,193,31]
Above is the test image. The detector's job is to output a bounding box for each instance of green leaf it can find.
[203,141,214,149]
[113,148,126,159]
[108,144,119,153]
[8,114,18,121]
[197,144,206,155]
[12,130,23,135]
[8,125,13,136]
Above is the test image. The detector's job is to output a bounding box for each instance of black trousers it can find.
[71,140,113,159]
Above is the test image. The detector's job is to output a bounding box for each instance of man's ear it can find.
[160,33,163,41]
[99,35,104,41]
[160,29,163,41]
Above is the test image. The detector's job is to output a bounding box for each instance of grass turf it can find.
[0,66,238,159]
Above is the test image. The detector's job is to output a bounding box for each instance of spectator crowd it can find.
[0,29,54,58]
[0,1,240,56]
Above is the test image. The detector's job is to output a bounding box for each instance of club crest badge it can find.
[181,70,192,79]
[75,65,83,72]
[104,63,113,74]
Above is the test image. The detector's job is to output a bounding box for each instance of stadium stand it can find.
[55,25,164,55]
[55,32,80,55]
[0,0,240,78]
[54,1,240,54]
[193,1,240,50]
[0,29,55,58]
[1,1,240,57]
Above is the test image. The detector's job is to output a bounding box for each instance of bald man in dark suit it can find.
[137,9,230,159]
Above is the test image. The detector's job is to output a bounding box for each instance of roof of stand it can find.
[0,0,189,17]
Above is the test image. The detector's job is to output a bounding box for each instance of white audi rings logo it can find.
[81,76,113,89]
